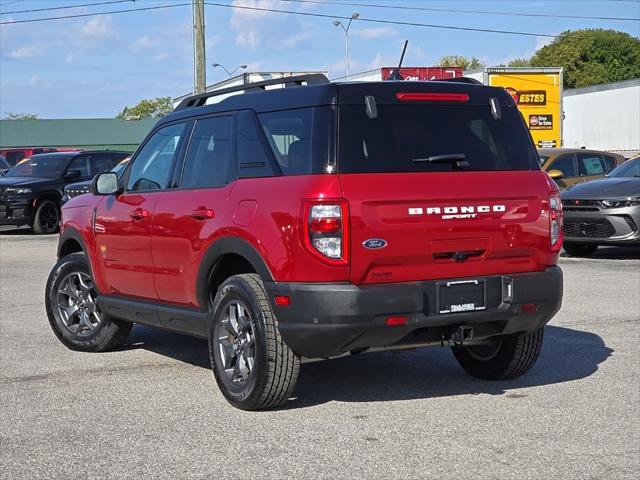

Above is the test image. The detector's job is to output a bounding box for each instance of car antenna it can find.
[387,40,408,81]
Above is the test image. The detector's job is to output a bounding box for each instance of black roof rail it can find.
[174,74,330,111]
[440,77,484,85]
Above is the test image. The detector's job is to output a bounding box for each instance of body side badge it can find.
[362,239,388,249]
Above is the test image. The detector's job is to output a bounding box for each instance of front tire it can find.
[563,242,598,257]
[45,253,132,351]
[209,274,299,410]
[452,329,543,380]
[32,199,60,234]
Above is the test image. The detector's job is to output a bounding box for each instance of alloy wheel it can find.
[55,272,102,336]
[216,301,257,384]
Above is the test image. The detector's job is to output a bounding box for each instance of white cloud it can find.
[77,15,115,39]
[7,44,43,59]
[230,0,310,51]
[154,53,170,62]
[280,31,311,50]
[351,27,397,40]
[130,35,159,53]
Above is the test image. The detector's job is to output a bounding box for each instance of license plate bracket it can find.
[437,279,486,314]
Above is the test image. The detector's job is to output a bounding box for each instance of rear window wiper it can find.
[412,154,469,169]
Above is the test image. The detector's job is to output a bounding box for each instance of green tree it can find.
[3,112,39,120]
[530,29,640,88]
[507,58,531,67]
[435,55,485,70]
[117,97,173,119]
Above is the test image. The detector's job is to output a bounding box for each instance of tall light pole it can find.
[212,63,248,77]
[333,12,359,77]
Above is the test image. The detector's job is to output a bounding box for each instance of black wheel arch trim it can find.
[57,226,88,259]
[196,236,274,309]
[34,190,63,206]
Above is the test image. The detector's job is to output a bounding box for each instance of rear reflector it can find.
[274,295,291,307]
[521,303,538,313]
[396,92,470,102]
[386,316,408,326]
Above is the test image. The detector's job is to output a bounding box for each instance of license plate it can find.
[437,279,486,314]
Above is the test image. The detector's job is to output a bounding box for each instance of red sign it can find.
[380,67,463,81]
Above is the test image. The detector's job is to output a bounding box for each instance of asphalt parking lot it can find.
[1,228,639,479]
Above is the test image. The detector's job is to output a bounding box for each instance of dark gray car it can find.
[561,157,640,256]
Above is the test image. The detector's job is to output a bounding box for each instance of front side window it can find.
[181,116,233,189]
[551,154,577,178]
[602,155,618,173]
[66,155,91,178]
[90,153,117,176]
[127,123,186,191]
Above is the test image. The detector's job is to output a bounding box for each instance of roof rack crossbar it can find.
[175,74,330,111]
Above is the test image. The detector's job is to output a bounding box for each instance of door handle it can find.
[191,207,215,220]
[130,208,150,220]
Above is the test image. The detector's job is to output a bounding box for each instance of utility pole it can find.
[193,0,206,95]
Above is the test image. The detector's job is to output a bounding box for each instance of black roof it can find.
[160,76,515,128]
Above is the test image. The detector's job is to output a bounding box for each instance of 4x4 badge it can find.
[362,239,388,249]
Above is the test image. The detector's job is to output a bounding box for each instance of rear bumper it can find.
[265,267,563,358]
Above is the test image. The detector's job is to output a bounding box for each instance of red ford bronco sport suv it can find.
[46,75,563,410]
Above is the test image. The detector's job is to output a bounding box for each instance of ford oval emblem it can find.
[362,239,388,249]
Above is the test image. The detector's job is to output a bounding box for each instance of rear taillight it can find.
[549,194,563,251]
[303,200,349,264]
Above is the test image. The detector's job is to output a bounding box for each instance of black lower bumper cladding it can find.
[265,267,563,358]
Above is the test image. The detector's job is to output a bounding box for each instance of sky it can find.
[0,0,639,118]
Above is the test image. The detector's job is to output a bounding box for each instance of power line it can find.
[203,1,558,38]
[1,0,133,16]
[280,0,640,22]
[0,2,188,24]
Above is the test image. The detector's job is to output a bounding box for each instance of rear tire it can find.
[452,329,543,380]
[563,242,598,257]
[45,253,132,352]
[209,273,299,410]
[32,199,60,234]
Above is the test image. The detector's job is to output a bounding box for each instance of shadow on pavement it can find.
[561,245,640,260]
[124,324,612,408]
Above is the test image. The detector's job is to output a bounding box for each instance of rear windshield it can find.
[338,105,540,173]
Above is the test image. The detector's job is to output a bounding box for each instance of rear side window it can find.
[578,153,604,176]
[181,116,233,189]
[338,105,539,173]
[551,154,577,177]
[237,110,276,178]
[258,107,332,175]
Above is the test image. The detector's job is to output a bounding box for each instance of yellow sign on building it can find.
[485,68,563,148]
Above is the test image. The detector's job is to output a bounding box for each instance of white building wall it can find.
[562,79,640,153]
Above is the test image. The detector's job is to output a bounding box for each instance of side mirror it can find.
[91,172,120,195]
[64,169,82,179]
[547,169,563,180]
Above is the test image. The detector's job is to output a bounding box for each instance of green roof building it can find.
[0,118,157,152]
